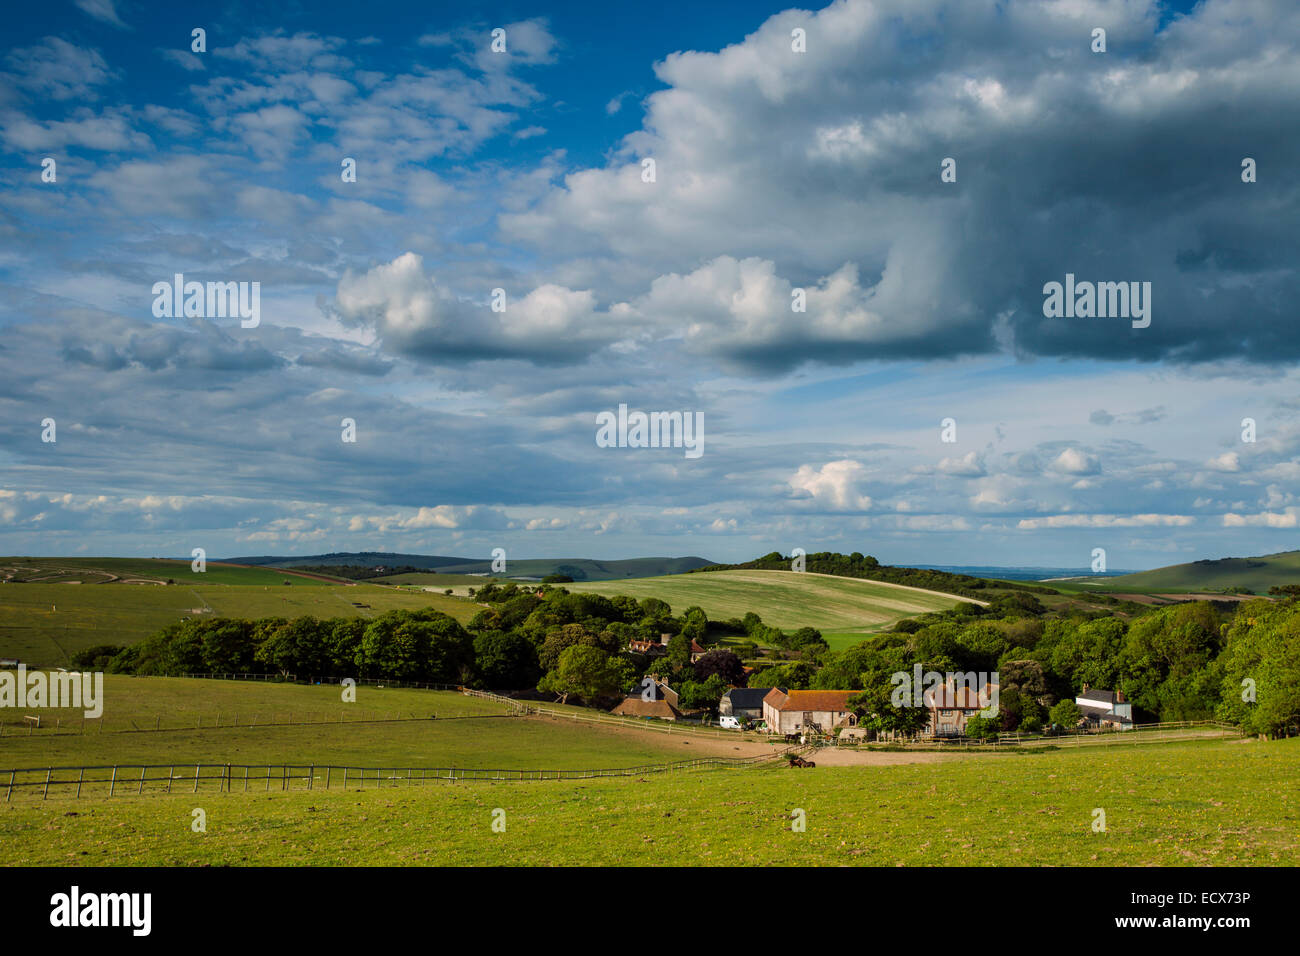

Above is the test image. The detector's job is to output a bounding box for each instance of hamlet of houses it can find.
[606,633,1131,737]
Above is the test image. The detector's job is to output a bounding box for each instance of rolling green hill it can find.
[568,569,971,647]
[1102,550,1300,593]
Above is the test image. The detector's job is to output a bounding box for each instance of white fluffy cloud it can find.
[1206,451,1241,472]
[1050,448,1101,476]
[788,459,873,511]
[333,252,625,362]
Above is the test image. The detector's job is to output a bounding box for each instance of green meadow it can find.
[0,563,479,666]
[569,569,965,646]
[2,739,1294,866]
[0,677,765,770]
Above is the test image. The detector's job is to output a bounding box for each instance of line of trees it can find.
[75,582,755,712]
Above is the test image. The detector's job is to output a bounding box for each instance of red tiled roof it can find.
[766,689,857,713]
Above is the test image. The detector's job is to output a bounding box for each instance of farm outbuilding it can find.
[610,696,682,721]
[761,688,858,736]
[719,687,768,720]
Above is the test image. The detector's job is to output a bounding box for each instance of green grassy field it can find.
[2,739,1294,866]
[0,676,503,732]
[372,572,501,594]
[569,569,966,647]
[0,676,763,770]
[0,577,479,666]
[1100,550,1300,594]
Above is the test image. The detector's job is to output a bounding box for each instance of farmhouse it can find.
[610,678,682,720]
[921,682,986,737]
[761,688,858,736]
[611,680,682,721]
[627,633,707,662]
[719,686,767,720]
[1076,685,1133,730]
[628,637,667,656]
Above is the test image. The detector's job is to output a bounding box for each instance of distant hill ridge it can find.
[1103,549,1300,593]
[222,552,715,582]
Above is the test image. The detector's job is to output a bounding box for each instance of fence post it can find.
[325,766,331,790]
[166,766,174,793]
[42,769,51,800]
[76,767,84,799]
[193,765,200,793]
[309,765,314,790]
[137,767,146,794]
[109,766,117,796]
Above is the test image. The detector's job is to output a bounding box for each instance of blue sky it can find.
[1,0,1298,570]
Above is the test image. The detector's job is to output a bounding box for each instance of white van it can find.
[718,715,742,729]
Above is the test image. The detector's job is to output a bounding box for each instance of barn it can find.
[761,688,858,736]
